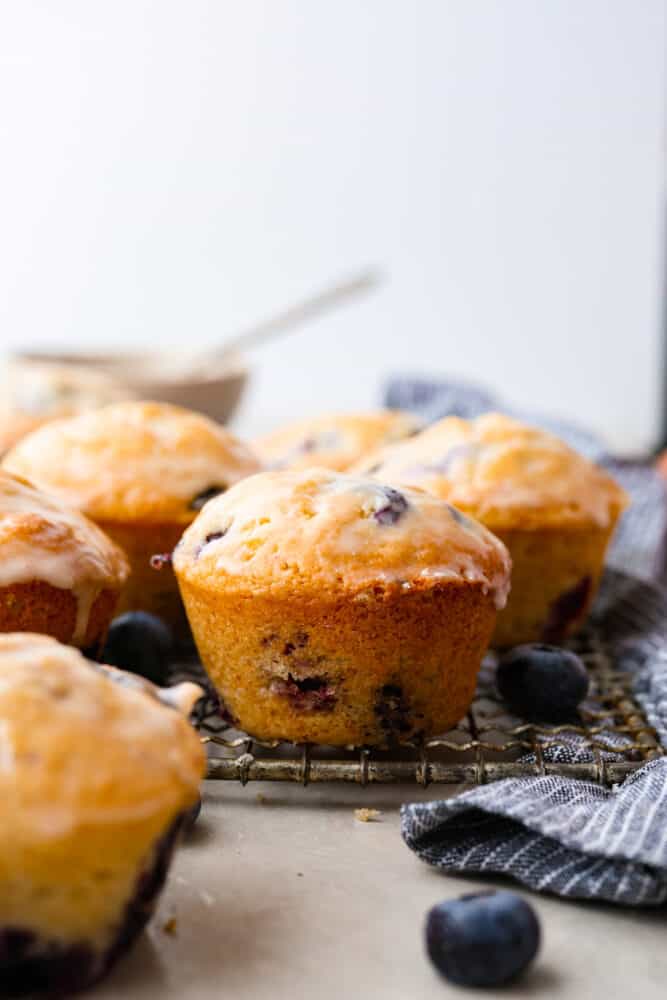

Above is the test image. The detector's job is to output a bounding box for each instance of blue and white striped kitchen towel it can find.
[390,377,667,905]
[401,755,667,905]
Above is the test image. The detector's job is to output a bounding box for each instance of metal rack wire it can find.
[178,626,663,788]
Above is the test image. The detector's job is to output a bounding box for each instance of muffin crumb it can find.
[354,808,381,823]
[162,916,178,936]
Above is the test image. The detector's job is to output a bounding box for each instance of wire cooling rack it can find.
[173,623,664,789]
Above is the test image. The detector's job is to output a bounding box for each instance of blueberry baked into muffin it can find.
[253,410,421,473]
[355,412,628,647]
[4,401,261,631]
[0,470,129,650]
[173,467,510,746]
[0,633,204,996]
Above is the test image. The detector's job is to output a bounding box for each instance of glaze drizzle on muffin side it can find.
[2,401,262,631]
[0,471,129,647]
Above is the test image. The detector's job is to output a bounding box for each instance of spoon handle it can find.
[202,269,380,369]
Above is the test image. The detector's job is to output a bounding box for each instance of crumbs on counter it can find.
[354,808,381,823]
[162,917,178,936]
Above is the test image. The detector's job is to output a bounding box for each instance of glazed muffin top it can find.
[173,467,511,608]
[3,400,262,524]
[0,359,132,454]
[253,410,421,472]
[0,469,129,597]
[354,413,628,531]
[0,633,204,936]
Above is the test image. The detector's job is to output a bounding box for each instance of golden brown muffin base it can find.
[179,580,498,746]
[96,520,187,633]
[491,523,615,648]
[0,582,119,650]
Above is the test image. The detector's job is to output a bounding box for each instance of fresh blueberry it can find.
[189,485,226,512]
[101,611,174,685]
[425,891,540,988]
[497,643,589,723]
[373,487,409,526]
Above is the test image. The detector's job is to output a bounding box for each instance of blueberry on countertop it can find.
[425,891,540,988]
[101,611,174,685]
[497,643,589,723]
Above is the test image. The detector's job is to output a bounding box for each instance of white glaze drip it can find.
[0,472,128,643]
[71,585,101,647]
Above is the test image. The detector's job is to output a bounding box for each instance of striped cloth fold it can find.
[401,758,667,905]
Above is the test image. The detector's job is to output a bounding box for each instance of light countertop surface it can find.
[96,780,667,999]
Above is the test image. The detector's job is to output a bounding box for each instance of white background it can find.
[0,1,665,449]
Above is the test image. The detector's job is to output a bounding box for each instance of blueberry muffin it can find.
[0,470,129,650]
[3,401,261,631]
[253,410,421,472]
[173,467,510,746]
[355,413,628,647]
[0,633,204,996]
[0,359,132,455]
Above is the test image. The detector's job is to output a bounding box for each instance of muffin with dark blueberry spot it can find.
[253,410,421,473]
[173,467,510,746]
[3,401,261,632]
[0,633,204,996]
[355,413,628,647]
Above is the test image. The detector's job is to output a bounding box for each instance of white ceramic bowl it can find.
[14,350,249,425]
